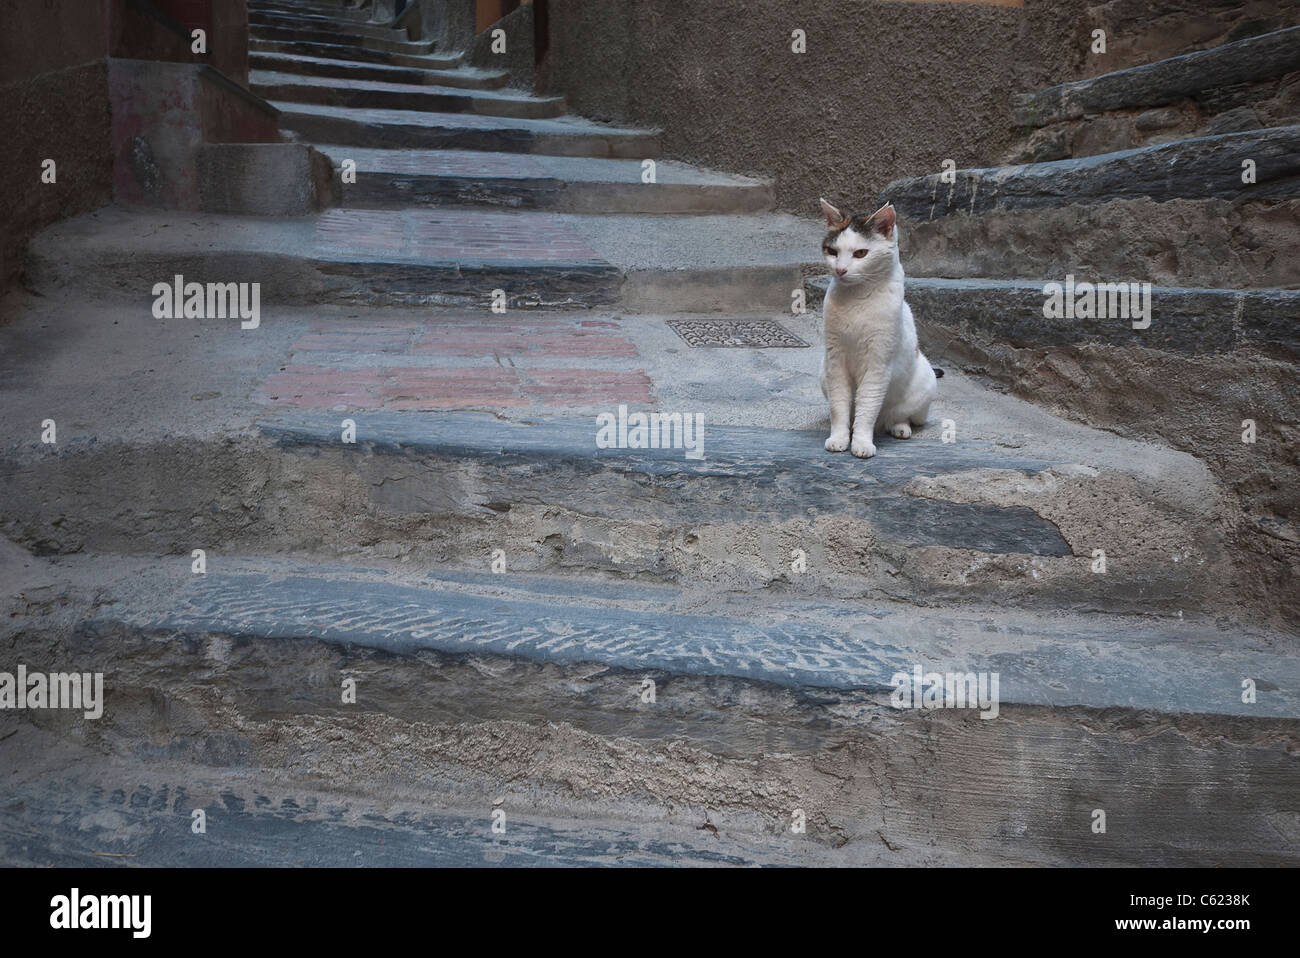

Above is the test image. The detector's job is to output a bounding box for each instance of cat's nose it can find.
[835,267,848,276]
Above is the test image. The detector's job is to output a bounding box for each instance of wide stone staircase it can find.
[1,0,1297,867]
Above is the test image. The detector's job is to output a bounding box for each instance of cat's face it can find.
[819,200,897,285]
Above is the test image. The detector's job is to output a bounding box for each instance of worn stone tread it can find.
[258,409,1073,556]
[249,51,508,89]
[273,100,661,156]
[0,776,828,867]
[805,277,1300,356]
[883,126,1300,219]
[74,556,1300,717]
[251,70,566,118]
[250,38,464,70]
[1014,26,1300,128]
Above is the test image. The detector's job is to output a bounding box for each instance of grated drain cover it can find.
[666,319,810,348]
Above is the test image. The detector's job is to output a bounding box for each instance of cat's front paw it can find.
[890,423,913,439]
[850,435,876,459]
[825,432,850,453]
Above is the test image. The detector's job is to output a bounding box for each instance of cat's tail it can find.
[934,368,945,378]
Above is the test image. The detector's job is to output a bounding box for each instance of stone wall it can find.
[0,1,115,295]
[0,0,262,296]
[538,0,1300,215]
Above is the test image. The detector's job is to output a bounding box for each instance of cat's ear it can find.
[819,198,844,228]
[867,203,897,239]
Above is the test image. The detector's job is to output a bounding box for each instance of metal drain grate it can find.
[666,319,810,348]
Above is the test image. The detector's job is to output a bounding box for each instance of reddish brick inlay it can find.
[264,316,650,411]
[524,368,654,404]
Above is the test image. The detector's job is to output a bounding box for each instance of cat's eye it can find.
[823,248,836,256]
[853,249,868,259]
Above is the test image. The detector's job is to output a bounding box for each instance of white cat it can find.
[818,199,941,459]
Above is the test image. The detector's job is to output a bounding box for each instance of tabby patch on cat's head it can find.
[818,199,896,240]
[819,199,898,284]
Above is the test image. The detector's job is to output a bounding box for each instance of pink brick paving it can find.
[260,316,652,410]
[313,209,603,262]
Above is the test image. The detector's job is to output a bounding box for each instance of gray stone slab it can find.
[93,564,1300,717]
[1014,26,1300,127]
[275,101,661,157]
[314,146,774,214]
[899,278,1300,356]
[248,51,508,89]
[250,70,566,118]
[251,38,464,70]
[24,208,812,312]
[0,778,779,867]
[258,410,1073,555]
[252,22,438,54]
[249,10,417,44]
[883,126,1300,219]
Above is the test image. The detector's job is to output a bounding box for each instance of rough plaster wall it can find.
[469,2,534,89]
[417,0,477,53]
[0,1,114,294]
[541,0,1035,215]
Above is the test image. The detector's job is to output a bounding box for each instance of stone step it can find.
[0,350,1230,617]
[248,51,508,90]
[24,208,813,312]
[1016,26,1300,129]
[250,22,437,56]
[3,550,1295,865]
[0,288,1236,615]
[0,764,851,867]
[250,37,464,70]
[249,0,372,20]
[251,70,566,119]
[890,127,1300,217]
[72,556,1300,716]
[315,146,775,214]
[1008,26,1300,161]
[272,101,661,158]
[805,276,1300,359]
[880,127,1300,289]
[249,9,414,44]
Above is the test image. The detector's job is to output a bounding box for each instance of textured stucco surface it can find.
[541,0,1029,215]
